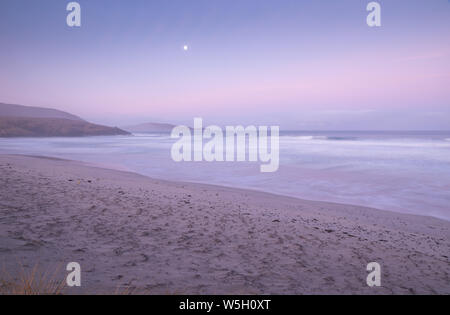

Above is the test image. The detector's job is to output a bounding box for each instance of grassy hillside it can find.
[0,117,130,137]
[0,103,83,121]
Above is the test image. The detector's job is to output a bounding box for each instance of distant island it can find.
[0,103,130,137]
[122,122,177,133]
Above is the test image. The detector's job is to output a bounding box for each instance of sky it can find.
[0,0,449,129]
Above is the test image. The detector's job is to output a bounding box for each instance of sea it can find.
[1,130,449,221]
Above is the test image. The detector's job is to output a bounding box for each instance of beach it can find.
[0,154,449,294]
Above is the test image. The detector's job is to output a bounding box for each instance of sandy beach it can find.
[0,154,448,294]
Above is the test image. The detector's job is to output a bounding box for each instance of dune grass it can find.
[0,264,66,295]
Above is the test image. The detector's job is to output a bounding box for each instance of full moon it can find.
[183,45,189,51]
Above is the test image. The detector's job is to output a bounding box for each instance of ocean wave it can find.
[282,136,450,148]
[295,136,326,140]
[294,135,358,141]
[327,136,358,141]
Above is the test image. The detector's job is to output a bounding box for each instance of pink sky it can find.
[1,1,449,129]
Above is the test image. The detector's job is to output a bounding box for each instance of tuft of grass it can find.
[114,285,136,295]
[1,264,256,295]
[0,264,66,295]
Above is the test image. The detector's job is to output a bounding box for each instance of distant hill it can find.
[0,103,84,121]
[122,122,177,133]
[0,102,129,137]
[0,117,130,138]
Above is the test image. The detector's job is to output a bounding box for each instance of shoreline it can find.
[5,153,449,224]
[2,132,450,222]
[0,154,449,294]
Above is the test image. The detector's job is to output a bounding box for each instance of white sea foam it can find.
[296,136,326,140]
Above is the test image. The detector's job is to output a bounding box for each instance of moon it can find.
[183,45,189,51]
